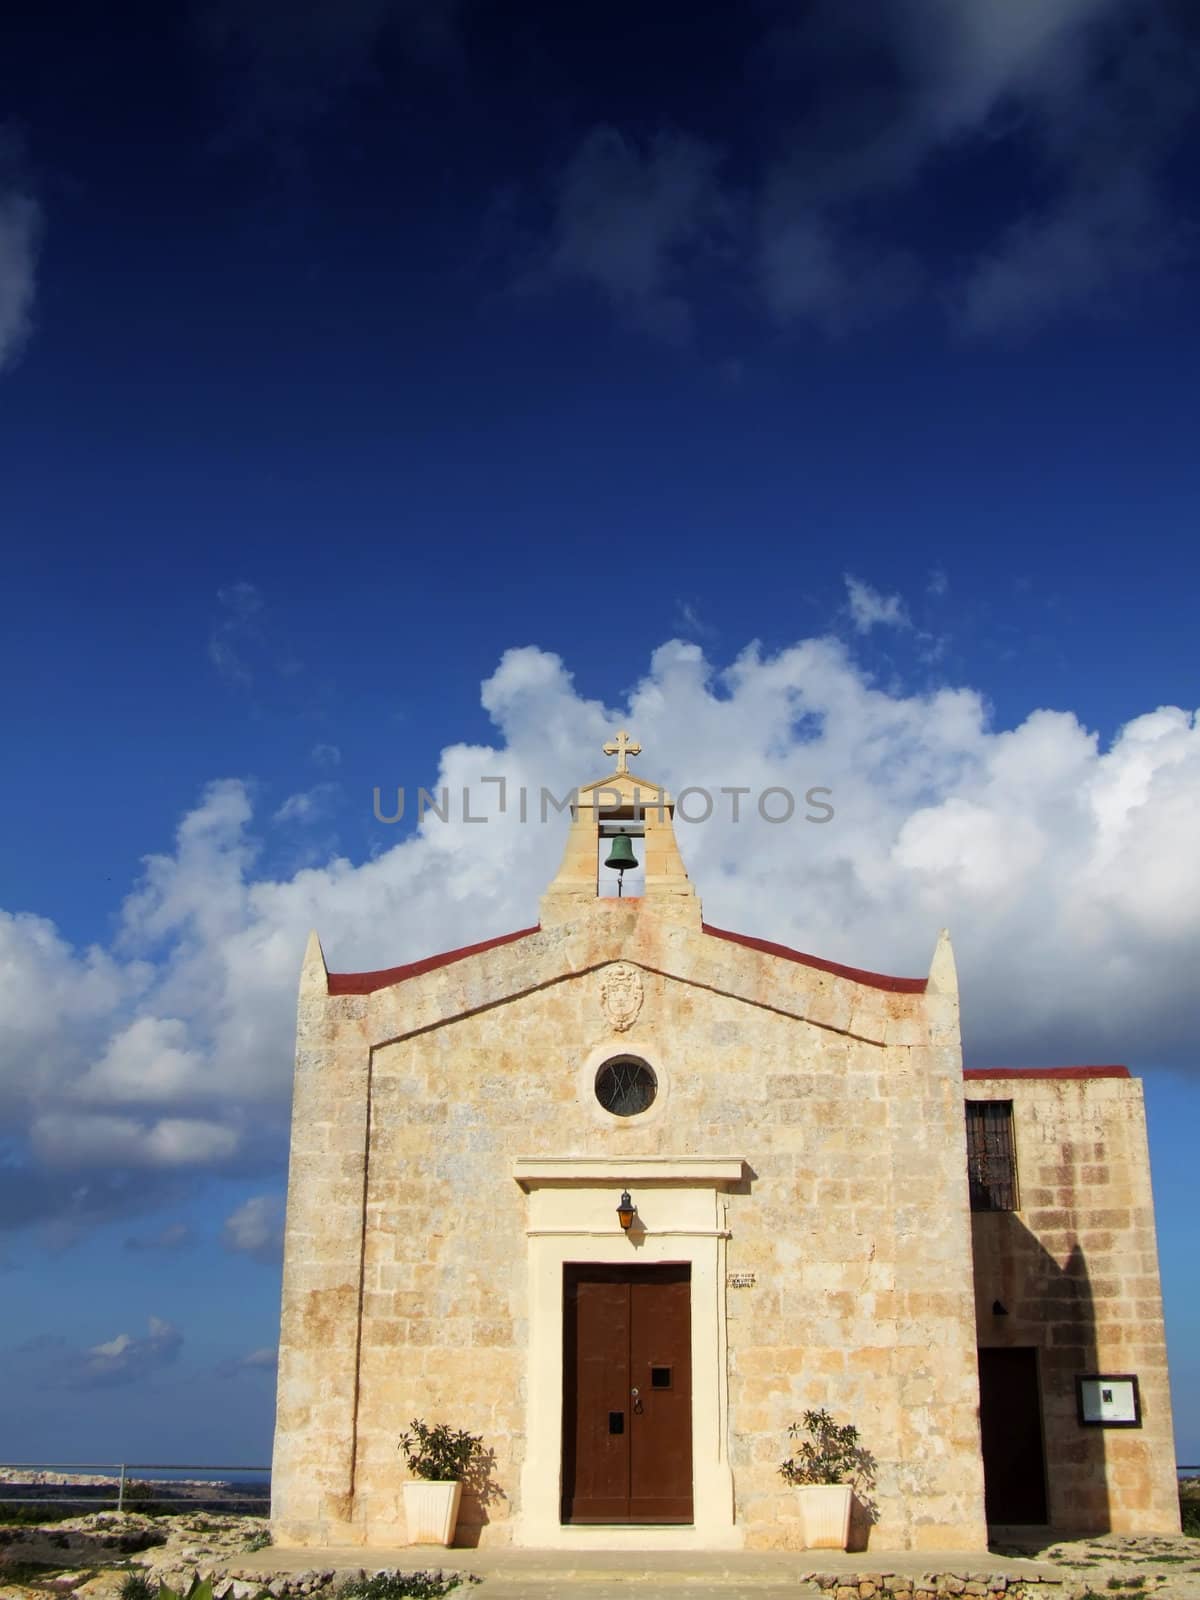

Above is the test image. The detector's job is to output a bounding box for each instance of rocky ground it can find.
[1010,1531,1200,1600]
[0,1511,285,1600]
[1,1513,1199,1600]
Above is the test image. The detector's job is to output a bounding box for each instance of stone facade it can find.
[967,1072,1178,1534]
[271,751,1178,1551]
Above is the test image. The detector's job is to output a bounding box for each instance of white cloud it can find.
[274,785,337,824]
[844,576,911,634]
[757,206,918,333]
[64,1316,183,1390]
[208,582,263,686]
[31,1112,239,1168]
[124,1221,193,1253]
[216,1343,278,1378]
[76,1016,206,1105]
[1,636,1198,1238]
[223,1194,285,1263]
[959,169,1173,336]
[506,4,1191,341]
[311,743,342,769]
[542,125,730,341]
[756,0,1196,334]
[0,188,38,371]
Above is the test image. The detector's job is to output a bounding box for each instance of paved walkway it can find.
[236,1544,1062,1598]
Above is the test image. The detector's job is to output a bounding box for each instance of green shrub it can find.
[119,1574,157,1600]
[339,1572,480,1600]
[1180,1484,1200,1537]
[243,1526,273,1551]
[157,1579,227,1600]
[121,1482,170,1517]
[779,1408,876,1492]
[0,1502,81,1525]
[398,1421,485,1483]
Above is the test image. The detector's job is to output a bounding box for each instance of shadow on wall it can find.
[848,1485,878,1553]
[454,1445,506,1548]
[974,1212,1108,1535]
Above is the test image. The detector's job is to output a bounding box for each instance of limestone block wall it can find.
[967,1074,1179,1535]
[273,903,986,1551]
[272,935,372,1543]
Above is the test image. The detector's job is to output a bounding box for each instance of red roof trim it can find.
[964,1066,1131,1081]
[701,922,927,993]
[327,918,929,998]
[327,925,541,995]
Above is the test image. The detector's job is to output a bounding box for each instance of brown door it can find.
[978,1347,1048,1524]
[561,1263,693,1523]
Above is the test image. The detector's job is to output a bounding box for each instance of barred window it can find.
[595,1056,657,1117]
[966,1100,1018,1211]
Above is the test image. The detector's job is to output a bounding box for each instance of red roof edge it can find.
[327,925,541,995]
[964,1066,1131,1081]
[701,922,927,994]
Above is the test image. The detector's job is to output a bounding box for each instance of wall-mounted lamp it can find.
[992,1300,1009,1316]
[617,1190,638,1232]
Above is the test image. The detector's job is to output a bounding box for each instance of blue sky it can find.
[1,0,1198,1471]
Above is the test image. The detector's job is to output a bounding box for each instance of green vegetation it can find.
[398,1421,486,1484]
[243,1525,273,1551]
[121,1483,171,1517]
[1,1559,87,1583]
[157,1580,216,1600]
[0,1502,83,1525]
[119,1573,158,1600]
[1180,1485,1200,1537]
[778,1408,875,1490]
[339,1572,481,1600]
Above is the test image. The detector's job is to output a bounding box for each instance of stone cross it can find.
[603,730,642,775]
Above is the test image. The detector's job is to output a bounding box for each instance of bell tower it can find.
[539,732,701,930]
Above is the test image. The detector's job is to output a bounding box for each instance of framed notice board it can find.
[1076,1374,1142,1428]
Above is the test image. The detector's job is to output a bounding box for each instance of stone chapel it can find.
[271,737,1179,1550]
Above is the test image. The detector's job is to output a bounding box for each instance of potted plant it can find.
[399,1418,486,1546]
[779,1408,874,1550]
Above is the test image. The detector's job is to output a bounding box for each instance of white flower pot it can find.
[402,1479,463,1545]
[798,1483,854,1549]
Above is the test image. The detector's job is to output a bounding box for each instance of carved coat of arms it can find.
[600,963,644,1032]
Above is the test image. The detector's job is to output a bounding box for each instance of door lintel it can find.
[514,1156,746,1191]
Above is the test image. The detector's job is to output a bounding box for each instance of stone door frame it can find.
[513,1157,744,1550]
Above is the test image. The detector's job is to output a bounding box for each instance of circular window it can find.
[595,1056,657,1117]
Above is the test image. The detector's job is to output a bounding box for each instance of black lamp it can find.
[617,1190,637,1231]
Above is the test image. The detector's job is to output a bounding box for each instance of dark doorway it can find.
[561,1263,693,1523]
[978,1347,1049,1524]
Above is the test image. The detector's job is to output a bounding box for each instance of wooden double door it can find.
[561,1263,693,1524]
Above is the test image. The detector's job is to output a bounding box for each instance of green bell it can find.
[604,833,639,873]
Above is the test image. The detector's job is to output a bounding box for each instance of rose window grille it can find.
[595,1057,657,1117]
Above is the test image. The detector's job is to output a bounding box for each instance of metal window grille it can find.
[966,1100,1018,1211]
[595,1057,657,1117]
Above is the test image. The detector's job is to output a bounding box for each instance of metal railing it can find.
[1,1459,1193,1519]
[0,1463,270,1517]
